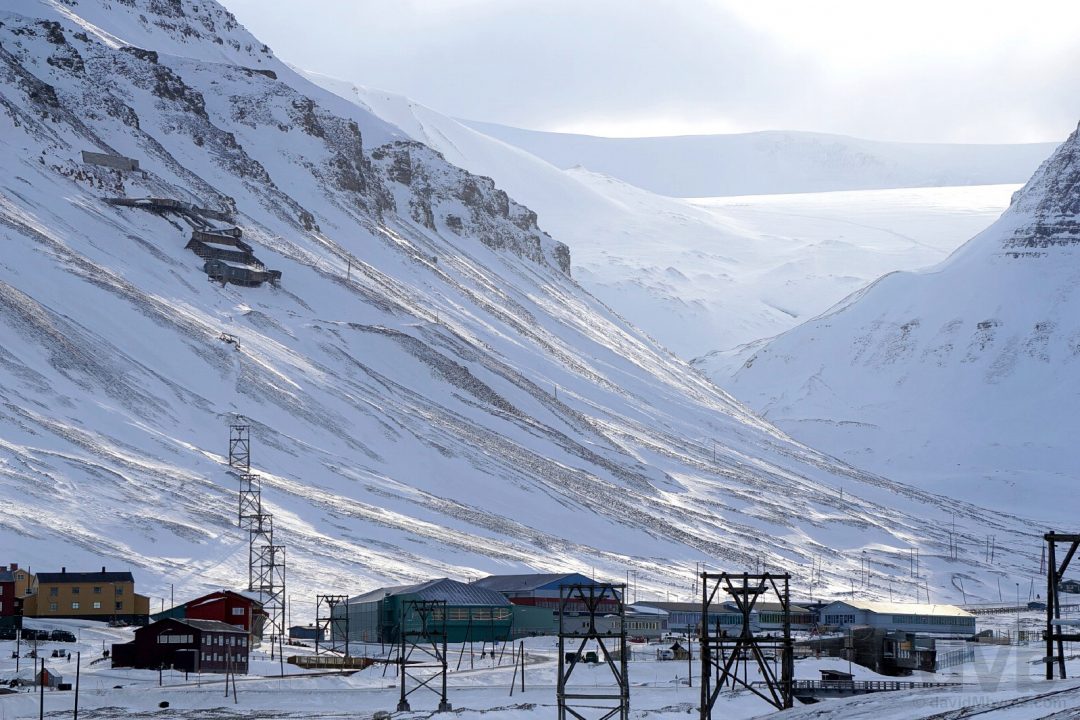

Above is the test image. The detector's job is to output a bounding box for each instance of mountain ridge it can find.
[0,0,1044,613]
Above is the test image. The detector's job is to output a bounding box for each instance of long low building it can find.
[634,600,815,634]
[818,600,976,635]
[333,578,513,644]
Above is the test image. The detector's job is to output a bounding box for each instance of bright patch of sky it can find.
[221,0,1080,143]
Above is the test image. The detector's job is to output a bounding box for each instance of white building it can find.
[819,600,975,635]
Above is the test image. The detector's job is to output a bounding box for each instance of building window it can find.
[92,602,101,609]
[203,636,211,646]
[115,601,123,611]
[49,587,58,597]
[115,587,124,595]
[232,607,244,616]
[94,587,102,594]
[72,602,80,610]
[71,587,80,595]
[158,634,193,645]
[49,603,57,612]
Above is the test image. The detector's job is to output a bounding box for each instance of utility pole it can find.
[74,651,81,720]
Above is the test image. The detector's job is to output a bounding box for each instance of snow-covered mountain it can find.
[0,0,1044,616]
[304,75,1017,358]
[463,119,1059,198]
[724,121,1080,522]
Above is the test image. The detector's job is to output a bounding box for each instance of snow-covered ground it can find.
[3,617,1079,719]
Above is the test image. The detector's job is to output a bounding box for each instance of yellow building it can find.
[24,567,150,624]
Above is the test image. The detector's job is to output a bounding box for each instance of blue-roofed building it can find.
[332,578,513,644]
[471,573,621,610]
[471,572,623,637]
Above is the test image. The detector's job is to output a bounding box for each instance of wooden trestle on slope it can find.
[105,197,282,287]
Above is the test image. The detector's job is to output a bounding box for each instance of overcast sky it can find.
[221,0,1080,144]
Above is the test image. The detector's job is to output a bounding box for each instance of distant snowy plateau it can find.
[0,0,1060,618]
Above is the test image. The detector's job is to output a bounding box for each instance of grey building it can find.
[624,604,668,639]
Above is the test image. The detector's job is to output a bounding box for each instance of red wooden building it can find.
[151,590,265,641]
[0,567,15,618]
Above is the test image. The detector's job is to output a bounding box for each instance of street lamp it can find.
[1016,582,1021,644]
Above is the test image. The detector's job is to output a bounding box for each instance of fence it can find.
[935,647,974,670]
[792,679,962,693]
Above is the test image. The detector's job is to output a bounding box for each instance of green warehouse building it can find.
[332,578,514,644]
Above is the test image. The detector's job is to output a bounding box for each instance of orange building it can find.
[24,567,149,625]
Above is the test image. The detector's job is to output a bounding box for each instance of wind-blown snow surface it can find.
[725,122,1080,524]
[302,75,1018,357]
[0,0,1044,613]
[463,119,1059,198]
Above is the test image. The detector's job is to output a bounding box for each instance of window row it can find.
[889,615,975,626]
[201,634,248,647]
[201,652,246,663]
[48,601,121,611]
[158,634,194,644]
[48,586,124,596]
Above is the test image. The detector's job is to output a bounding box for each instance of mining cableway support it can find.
[397,599,451,713]
[315,595,350,657]
[699,572,793,717]
[1045,532,1080,679]
[557,582,629,720]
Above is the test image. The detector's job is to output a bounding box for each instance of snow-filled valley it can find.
[304,75,1019,358]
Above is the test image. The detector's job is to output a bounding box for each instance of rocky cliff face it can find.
[0,0,568,275]
[1005,122,1080,252]
[371,141,570,273]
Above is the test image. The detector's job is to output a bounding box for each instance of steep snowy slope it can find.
[0,0,1044,616]
[727,122,1080,522]
[304,75,1016,357]
[464,119,1059,198]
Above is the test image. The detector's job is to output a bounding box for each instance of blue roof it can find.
[348,578,511,607]
[472,572,604,593]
